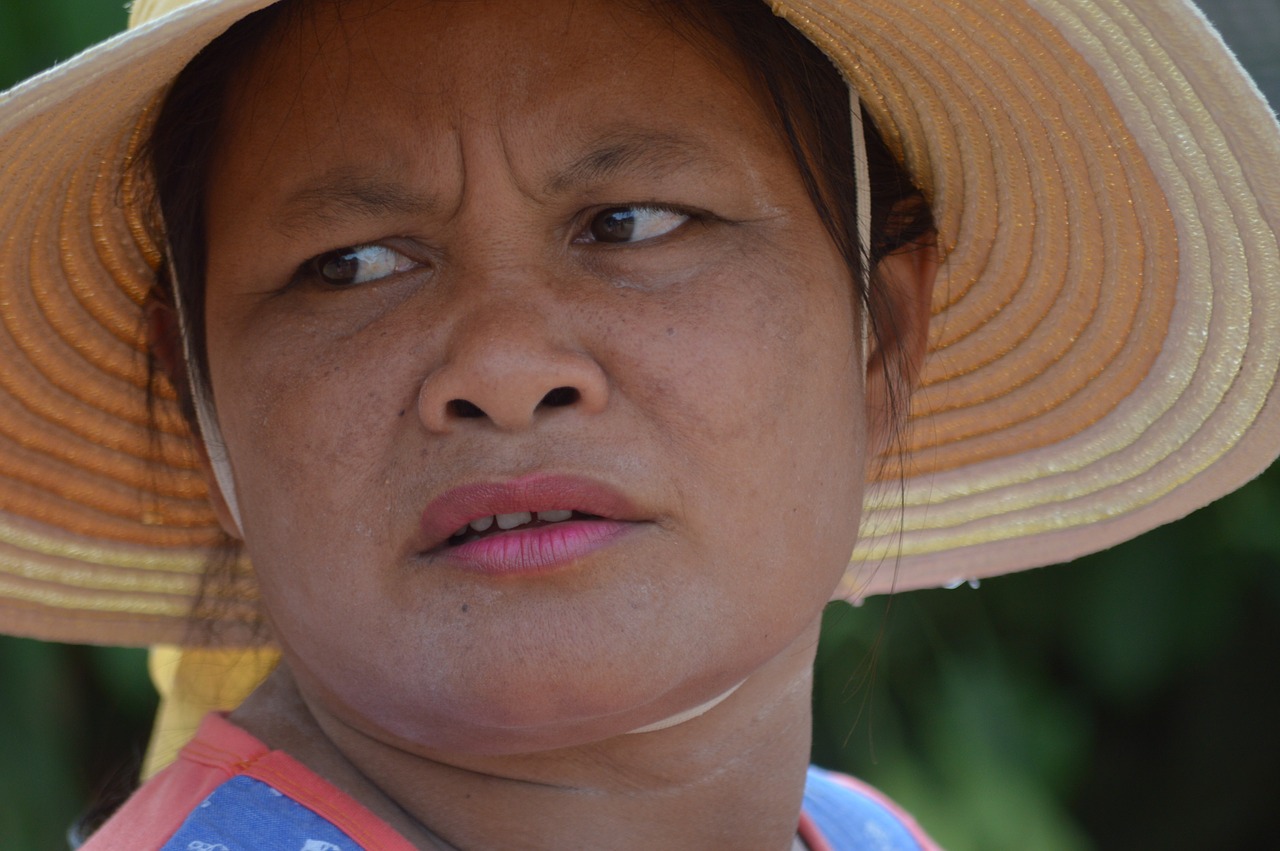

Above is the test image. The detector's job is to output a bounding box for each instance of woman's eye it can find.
[306,244,418,287]
[584,205,690,244]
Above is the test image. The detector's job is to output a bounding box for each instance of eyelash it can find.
[292,243,422,289]
[575,203,697,246]
[290,202,705,290]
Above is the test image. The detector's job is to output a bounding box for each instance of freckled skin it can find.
[194,0,929,846]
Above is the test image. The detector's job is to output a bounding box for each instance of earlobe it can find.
[145,296,244,541]
[864,237,940,455]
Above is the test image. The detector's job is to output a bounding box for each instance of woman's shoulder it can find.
[800,765,943,851]
[81,714,414,851]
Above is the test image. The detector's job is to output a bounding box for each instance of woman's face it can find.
[203,0,869,753]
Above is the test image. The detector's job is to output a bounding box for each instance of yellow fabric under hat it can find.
[142,645,278,778]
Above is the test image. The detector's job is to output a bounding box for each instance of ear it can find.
[864,237,939,455]
[145,296,243,540]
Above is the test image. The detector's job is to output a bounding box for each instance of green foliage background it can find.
[0,1,1277,848]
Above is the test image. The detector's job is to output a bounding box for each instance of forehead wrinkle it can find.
[546,130,726,195]
[272,169,440,237]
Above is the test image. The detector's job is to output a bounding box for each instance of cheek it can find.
[608,256,866,601]
[206,310,420,576]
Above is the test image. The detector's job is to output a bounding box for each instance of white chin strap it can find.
[168,255,244,537]
[851,91,872,361]
[626,680,745,735]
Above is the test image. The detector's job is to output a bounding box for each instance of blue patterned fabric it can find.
[160,775,355,851]
[802,766,927,850]
[157,763,922,850]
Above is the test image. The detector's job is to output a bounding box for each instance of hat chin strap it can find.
[625,679,745,735]
[167,255,245,538]
[191,386,244,538]
[851,91,871,363]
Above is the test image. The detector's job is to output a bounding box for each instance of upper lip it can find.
[418,473,643,552]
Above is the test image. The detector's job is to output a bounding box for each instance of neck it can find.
[233,621,822,850]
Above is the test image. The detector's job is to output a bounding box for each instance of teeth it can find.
[457,510,575,539]
[495,511,532,530]
[537,509,573,522]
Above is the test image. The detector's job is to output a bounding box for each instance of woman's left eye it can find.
[303,244,419,287]
[580,205,690,244]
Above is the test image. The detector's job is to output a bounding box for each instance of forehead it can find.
[213,0,782,195]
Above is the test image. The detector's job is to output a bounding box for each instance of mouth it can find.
[418,474,644,573]
[445,509,605,547]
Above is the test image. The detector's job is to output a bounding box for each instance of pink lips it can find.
[419,474,642,576]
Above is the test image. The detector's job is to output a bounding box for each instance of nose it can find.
[417,305,609,433]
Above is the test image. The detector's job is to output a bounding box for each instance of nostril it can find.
[540,386,580,408]
[447,399,486,419]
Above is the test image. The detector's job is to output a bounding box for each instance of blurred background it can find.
[1,1,1278,849]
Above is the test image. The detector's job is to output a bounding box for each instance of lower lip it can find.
[433,519,634,576]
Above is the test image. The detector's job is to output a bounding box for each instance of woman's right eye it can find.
[302,244,419,287]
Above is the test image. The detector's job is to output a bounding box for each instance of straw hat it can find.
[1,0,1279,647]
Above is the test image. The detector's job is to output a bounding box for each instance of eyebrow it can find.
[270,131,720,235]
[273,171,438,237]
[547,130,722,193]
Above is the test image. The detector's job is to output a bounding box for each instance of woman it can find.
[1,0,1278,848]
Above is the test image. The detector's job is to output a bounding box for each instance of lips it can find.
[418,474,644,574]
